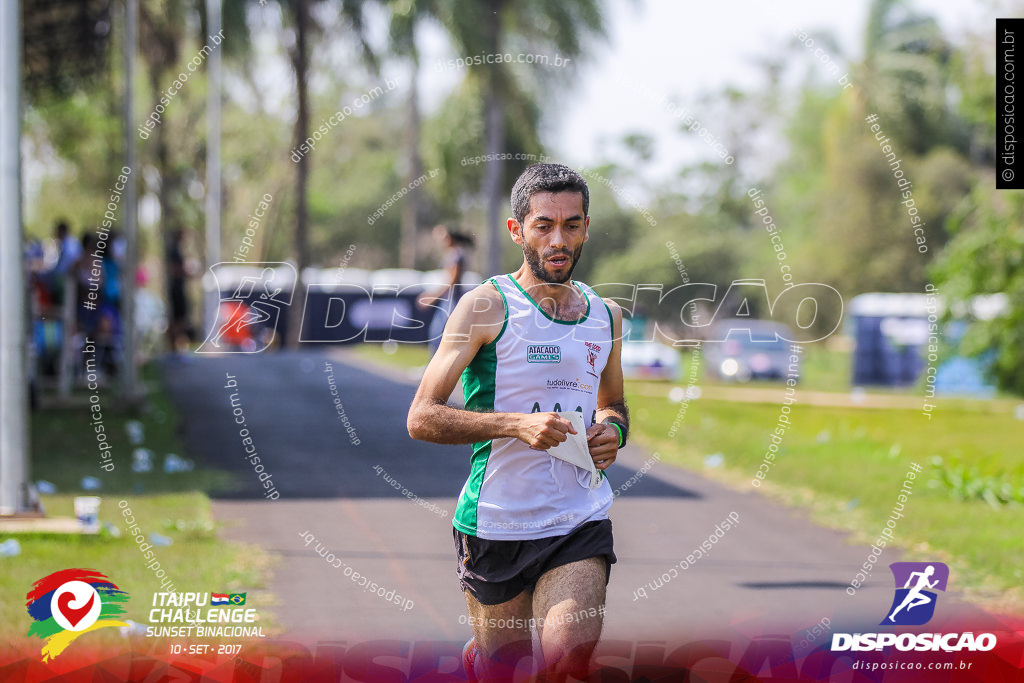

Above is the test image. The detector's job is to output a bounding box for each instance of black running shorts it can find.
[453,519,616,606]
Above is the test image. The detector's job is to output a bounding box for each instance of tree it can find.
[932,183,1024,396]
[857,0,957,154]
[282,0,376,346]
[434,0,606,277]
[420,75,542,265]
[383,0,432,268]
[138,0,188,259]
[761,0,973,296]
[281,0,313,347]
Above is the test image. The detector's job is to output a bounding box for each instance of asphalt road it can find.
[162,348,997,650]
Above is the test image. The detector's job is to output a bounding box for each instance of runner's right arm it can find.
[407,282,575,449]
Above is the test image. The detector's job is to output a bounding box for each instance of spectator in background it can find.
[71,231,122,377]
[24,238,45,274]
[43,220,82,305]
[52,220,81,277]
[96,229,123,375]
[74,233,100,339]
[25,238,50,308]
[166,228,191,354]
[417,225,475,355]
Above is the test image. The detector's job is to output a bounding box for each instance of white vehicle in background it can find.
[619,319,680,380]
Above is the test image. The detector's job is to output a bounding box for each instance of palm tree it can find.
[138,0,251,355]
[285,0,314,347]
[857,0,953,154]
[341,0,433,269]
[283,0,376,346]
[385,0,435,268]
[138,1,186,266]
[435,0,606,277]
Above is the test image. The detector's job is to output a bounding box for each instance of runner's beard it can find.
[523,241,584,284]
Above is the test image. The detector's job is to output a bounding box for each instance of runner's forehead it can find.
[525,192,586,222]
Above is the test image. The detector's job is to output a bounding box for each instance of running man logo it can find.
[197,263,295,354]
[881,561,949,626]
[25,569,130,662]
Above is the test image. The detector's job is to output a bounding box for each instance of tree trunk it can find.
[400,47,423,269]
[152,72,173,328]
[481,0,505,278]
[287,0,311,348]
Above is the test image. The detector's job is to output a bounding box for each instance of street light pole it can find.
[204,0,223,334]
[0,0,30,514]
[120,0,140,403]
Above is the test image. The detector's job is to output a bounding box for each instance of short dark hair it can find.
[510,163,589,225]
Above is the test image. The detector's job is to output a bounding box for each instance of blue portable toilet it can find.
[848,292,1006,394]
[850,294,930,387]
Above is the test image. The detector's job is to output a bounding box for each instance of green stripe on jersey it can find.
[454,341,498,535]
[453,278,506,535]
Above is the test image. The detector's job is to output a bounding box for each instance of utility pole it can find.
[205,0,223,334]
[0,0,30,514]
[120,0,141,403]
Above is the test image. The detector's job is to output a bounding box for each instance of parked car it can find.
[620,340,680,380]
[703,319,798,382]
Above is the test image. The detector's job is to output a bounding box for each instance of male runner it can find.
[407,163,629,681]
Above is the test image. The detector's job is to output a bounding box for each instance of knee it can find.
[544,639,596,679]
[478,639,535,679]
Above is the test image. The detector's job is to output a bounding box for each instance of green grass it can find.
[30,365,235,496]
[2,364,276,642]
[627,387,1024,612]
[799,344,854,392]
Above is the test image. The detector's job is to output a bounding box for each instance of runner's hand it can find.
[587,423,619,470]
[517,412,576,450]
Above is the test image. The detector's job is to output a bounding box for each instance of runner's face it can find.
[518,192,589,284]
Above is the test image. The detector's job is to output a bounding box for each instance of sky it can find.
[413,0,994,182]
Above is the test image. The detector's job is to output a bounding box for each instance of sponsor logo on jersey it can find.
[527,345,561,363]
[546,378,595,393]
[584,341,601,377]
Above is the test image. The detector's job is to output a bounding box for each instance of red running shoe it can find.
[462,637,479,682]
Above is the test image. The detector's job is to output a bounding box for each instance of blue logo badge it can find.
[881,562,948,626]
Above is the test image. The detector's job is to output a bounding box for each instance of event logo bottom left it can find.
[25,569,130,662]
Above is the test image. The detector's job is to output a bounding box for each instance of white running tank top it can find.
[453,273,615,540]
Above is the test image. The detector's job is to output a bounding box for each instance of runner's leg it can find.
[532,556,607,680]
[464,588,534,678]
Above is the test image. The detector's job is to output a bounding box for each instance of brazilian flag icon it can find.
[228,593,246,605]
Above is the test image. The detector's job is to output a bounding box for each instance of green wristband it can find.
[608,422,625,448]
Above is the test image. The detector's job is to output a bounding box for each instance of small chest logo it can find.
[584,341,601,377]
[527,345,561,363]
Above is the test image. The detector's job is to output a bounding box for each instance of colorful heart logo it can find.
[49,581,101,632]
[27,569,129,661]
[56,591,95,628]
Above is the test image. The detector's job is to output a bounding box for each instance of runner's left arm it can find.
[587,299,629,469]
